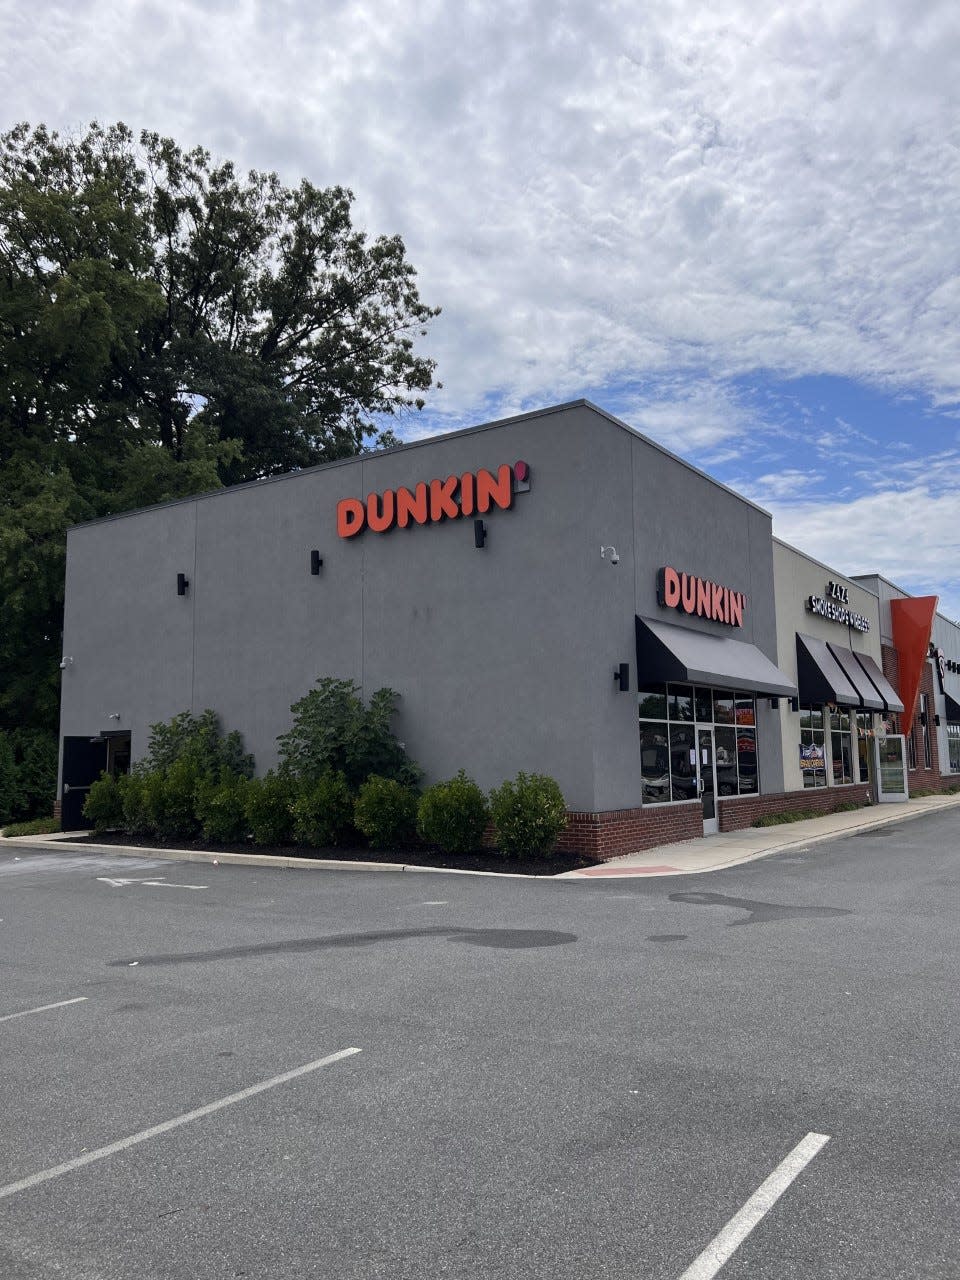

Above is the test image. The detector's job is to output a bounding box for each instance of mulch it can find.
[60,832,595,877]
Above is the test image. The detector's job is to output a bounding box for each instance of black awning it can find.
[636,616,796,697]
[944,693,960,723]
[851,652,904,715]
[828,643,886,712]
[796,634,860,706]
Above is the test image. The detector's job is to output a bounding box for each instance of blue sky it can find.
[4,0,960,613]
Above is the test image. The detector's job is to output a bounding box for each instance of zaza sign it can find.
[657,566,747,628]
[337,461,530,538]
[806,580,870,633]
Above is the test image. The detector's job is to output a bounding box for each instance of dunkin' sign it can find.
[657,566,747,628]
[337,461,530,538]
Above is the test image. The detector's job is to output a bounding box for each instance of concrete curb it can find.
[1,835,550,881]
[5,793,959,882]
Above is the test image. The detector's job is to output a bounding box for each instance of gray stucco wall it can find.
[60,401,784,813]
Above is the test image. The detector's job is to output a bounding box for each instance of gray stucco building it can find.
[58,400,958,856]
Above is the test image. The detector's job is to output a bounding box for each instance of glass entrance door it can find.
[697,728,718,834]
[875,734,908,803]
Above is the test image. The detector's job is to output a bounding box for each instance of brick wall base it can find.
[557,801,703,861]
[717,785,873,831]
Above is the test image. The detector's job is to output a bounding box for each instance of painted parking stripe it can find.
[676,1132,831,1280]
[0,997,89,1025]
[0,1047,361,1203]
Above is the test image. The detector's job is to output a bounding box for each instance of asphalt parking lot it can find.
[1,813,959,1279]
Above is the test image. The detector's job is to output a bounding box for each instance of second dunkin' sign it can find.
[657,566,747,628]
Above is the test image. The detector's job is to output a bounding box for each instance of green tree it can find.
[0,122,439,799]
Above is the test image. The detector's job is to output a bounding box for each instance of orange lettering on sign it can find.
[476,465,513,513]
[658,565,746,628]
[459,472,476,517]
[367,490,395,533]
[396,483,429,528]
[336,462,526,538]
[337,498,366,539]
[430,475,460,521]
[662,567,681,608]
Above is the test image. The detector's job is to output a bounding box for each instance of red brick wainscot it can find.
[717,785,872,831]
[556,801,703,861]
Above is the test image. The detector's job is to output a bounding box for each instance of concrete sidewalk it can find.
[559,791,960,878]
[5,791,960,880]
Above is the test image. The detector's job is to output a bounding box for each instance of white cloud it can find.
[769,484,960,620]
[4,0,960,424]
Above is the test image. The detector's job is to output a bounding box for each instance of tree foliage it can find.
[0,121,439,784]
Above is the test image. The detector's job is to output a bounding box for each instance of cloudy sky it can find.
[4,0,960,613]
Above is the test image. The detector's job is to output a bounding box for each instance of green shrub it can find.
[751,809,819,827]
[292,771,355,847]
[154,759,201,839]
[489,772,567,857]
[83,772,125,831]
[139,710,254,780]
[1,817,61,838]
[0,733,19,826]
[119,773,153,836]
[277,678,421,788]
[195,772,250,843]
[417,770,489,854]
[244,771,294,846]
[354,776,419,849]
[140,771,168,836]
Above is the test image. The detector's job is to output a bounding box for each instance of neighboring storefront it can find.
[54,399,958,857]
[850,574,960,795]
[930,613,960,775]
[769,542,904,813]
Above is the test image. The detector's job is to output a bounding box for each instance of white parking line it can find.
[676,1132,831,1280]
[0,997,89,1025]
[0,1047,361,1202]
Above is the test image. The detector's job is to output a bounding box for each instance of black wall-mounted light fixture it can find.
[790,697,800,713]
[310,550,323,575]
[474,519,487,548]
[615,663,630,692]
[177,573,189,596]
[935,714,942,726]
[769,697,780,710]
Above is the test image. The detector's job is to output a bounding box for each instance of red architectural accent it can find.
[891,596,938,735]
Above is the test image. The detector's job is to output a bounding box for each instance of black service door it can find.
[61,736,108,830]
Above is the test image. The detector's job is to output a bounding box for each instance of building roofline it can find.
[67,398,771,533]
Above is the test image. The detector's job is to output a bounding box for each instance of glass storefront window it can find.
[948,724,960,773]
[715,725,737,795]
[639,684,759,802]
[640,723,670,803]
[695,687,713,723]
[669,724,697,802]
[668,685,694,722]
[713,691,735,724]
[799,703,826,788]
[856,712,872,782]
[638,685,667,720]
[737,728,758,793]
[829,710,853,784]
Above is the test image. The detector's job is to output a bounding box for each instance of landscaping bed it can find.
[58,831,595,877]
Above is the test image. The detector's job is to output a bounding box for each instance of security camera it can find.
[609,551,620,565]
[59,656,73,670]
[600,545,620,565]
